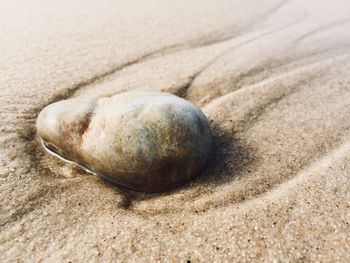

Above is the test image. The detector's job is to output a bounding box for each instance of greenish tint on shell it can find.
[36,91,212,192]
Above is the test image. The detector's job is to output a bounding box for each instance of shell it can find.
[36,91,212,192]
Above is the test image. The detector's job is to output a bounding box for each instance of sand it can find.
[1,0,350,262]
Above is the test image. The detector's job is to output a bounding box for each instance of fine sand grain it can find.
[1,0,350,262]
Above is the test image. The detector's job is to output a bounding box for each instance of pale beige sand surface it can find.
[1,0,350,262]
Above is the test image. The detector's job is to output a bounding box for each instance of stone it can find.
[36,91,212,192]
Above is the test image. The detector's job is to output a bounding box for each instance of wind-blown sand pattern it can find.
[1,0,350,262]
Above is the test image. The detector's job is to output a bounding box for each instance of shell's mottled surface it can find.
[36,91,212,192]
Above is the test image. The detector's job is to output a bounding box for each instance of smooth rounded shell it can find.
[37,91,212,192]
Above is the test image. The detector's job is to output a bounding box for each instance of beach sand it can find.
[1,0,350,261]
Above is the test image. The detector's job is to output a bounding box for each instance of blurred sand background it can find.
[1,0,350,261]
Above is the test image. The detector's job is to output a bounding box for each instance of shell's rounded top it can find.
[37,91,212,192]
